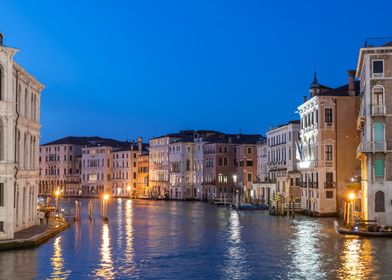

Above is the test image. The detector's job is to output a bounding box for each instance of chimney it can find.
[137,137,143,153]
[0,33,3,45]
[303,96,307,103]
[348,70,356,96]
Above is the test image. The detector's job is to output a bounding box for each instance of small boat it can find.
[237,203,268,210]
[334,220,392,237]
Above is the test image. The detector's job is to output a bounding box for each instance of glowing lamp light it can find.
[348,192,356,201]
[127,185,131,191]
[55,190,60,197]
[103,194,109,201]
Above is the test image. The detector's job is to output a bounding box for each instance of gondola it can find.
[334,220,392,237]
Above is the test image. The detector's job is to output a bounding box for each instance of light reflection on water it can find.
[94,222,114,279]
[0,199,391,279]
[49,236,70,279]
[337,237,376,280]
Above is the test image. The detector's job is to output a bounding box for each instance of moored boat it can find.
[334,220,392,237]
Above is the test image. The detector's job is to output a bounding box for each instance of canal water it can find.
[0,199,391,280]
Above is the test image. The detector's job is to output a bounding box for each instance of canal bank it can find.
[0,217,69,251]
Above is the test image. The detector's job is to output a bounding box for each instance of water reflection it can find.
[337,237,376,280]
[223,210,250,279]
[50,236,70,279]
[95,222,115,279]
[122,199,137,276]
[289,220,324,279]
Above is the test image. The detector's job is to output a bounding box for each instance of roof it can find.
[41,136,149,151]
[320,81,360,97]
[150,130,223,140]
[204,134,263,145]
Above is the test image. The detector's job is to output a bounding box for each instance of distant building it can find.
[149,130,221,199]
[136,151,149,197]
[39,137,90,196]
[0,33,44,239]
[267,121,301,202]
[236,140,260,198]
[203,134,262,199]
[356,40,392,224]
[297,72,360,216]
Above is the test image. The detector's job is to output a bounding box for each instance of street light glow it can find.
[103,194,109,201]
[348,192,355,201]
[55,190,60,197]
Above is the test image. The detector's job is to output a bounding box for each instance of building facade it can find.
[0,34,44,239]
[267,121,301,202]
[356,41,392,224]
[297,72,360,216]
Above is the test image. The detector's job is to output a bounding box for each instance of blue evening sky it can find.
[1,0,391,143]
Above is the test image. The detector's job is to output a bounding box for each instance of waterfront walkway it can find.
[0,217,69,251]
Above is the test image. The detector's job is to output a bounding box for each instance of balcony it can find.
[324,182,336,189]
[371,105,386,116]
[358,142,387,153]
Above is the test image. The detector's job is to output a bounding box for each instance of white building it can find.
[267,121,301,201]
[0,33,44,239]
[149,130,220,199]
[357,41,392,224]
[168,136,204,199]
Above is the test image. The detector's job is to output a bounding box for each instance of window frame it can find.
[372,59,384,78]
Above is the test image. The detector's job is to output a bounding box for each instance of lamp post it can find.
[127,185,131,198]
[102,193,109,222]
[233,174,239,208]
[54,189,60,217]
[347,192,356,226]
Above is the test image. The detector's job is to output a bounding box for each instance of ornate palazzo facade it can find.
[0,34,44,239]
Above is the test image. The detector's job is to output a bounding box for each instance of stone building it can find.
[111,148,131,198]
[203,134,262,199]
[356,40,392,224]
[149,130,219,199]
[236,140,260,198]
[297,72,360,216]
[0,33,44,239]
[267,121,301,202]
[39,137,87,196]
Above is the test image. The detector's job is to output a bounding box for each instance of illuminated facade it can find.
[297,72,360,216]
[0,34,44,239]
[356,41,392,224]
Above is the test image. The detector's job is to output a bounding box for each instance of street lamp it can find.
[347,192,356,226]
[54,189,60,216]
[102,193,109,222]
[348,192,356,201]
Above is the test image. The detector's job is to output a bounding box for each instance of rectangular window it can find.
[0,221,3,232]
[375,160,385,178]
[325,145,333,161]
[246,160,253,167]
[218,157,223,166]
[325,108,333,123]
[247,147,252,154]
[326,191,333,199]
[373,60,384,76]
[247,173,252,182]
[0,183,3,206]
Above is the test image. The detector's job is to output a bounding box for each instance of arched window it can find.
[0,65,3,100]
[373,86,384,106]
[375,191,385,212]
[0,119,3,160]
[373,122,384,142]
[24,89,28,117]
[186,159,190,171]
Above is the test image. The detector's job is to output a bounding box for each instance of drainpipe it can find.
[14,70,20,209]
[333,98,338,216]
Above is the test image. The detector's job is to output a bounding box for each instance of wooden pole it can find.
[88,200,93,221]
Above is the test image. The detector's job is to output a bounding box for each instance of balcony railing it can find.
[324,182,336,189]
[358,142,387,153]
[371,105,386,116]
